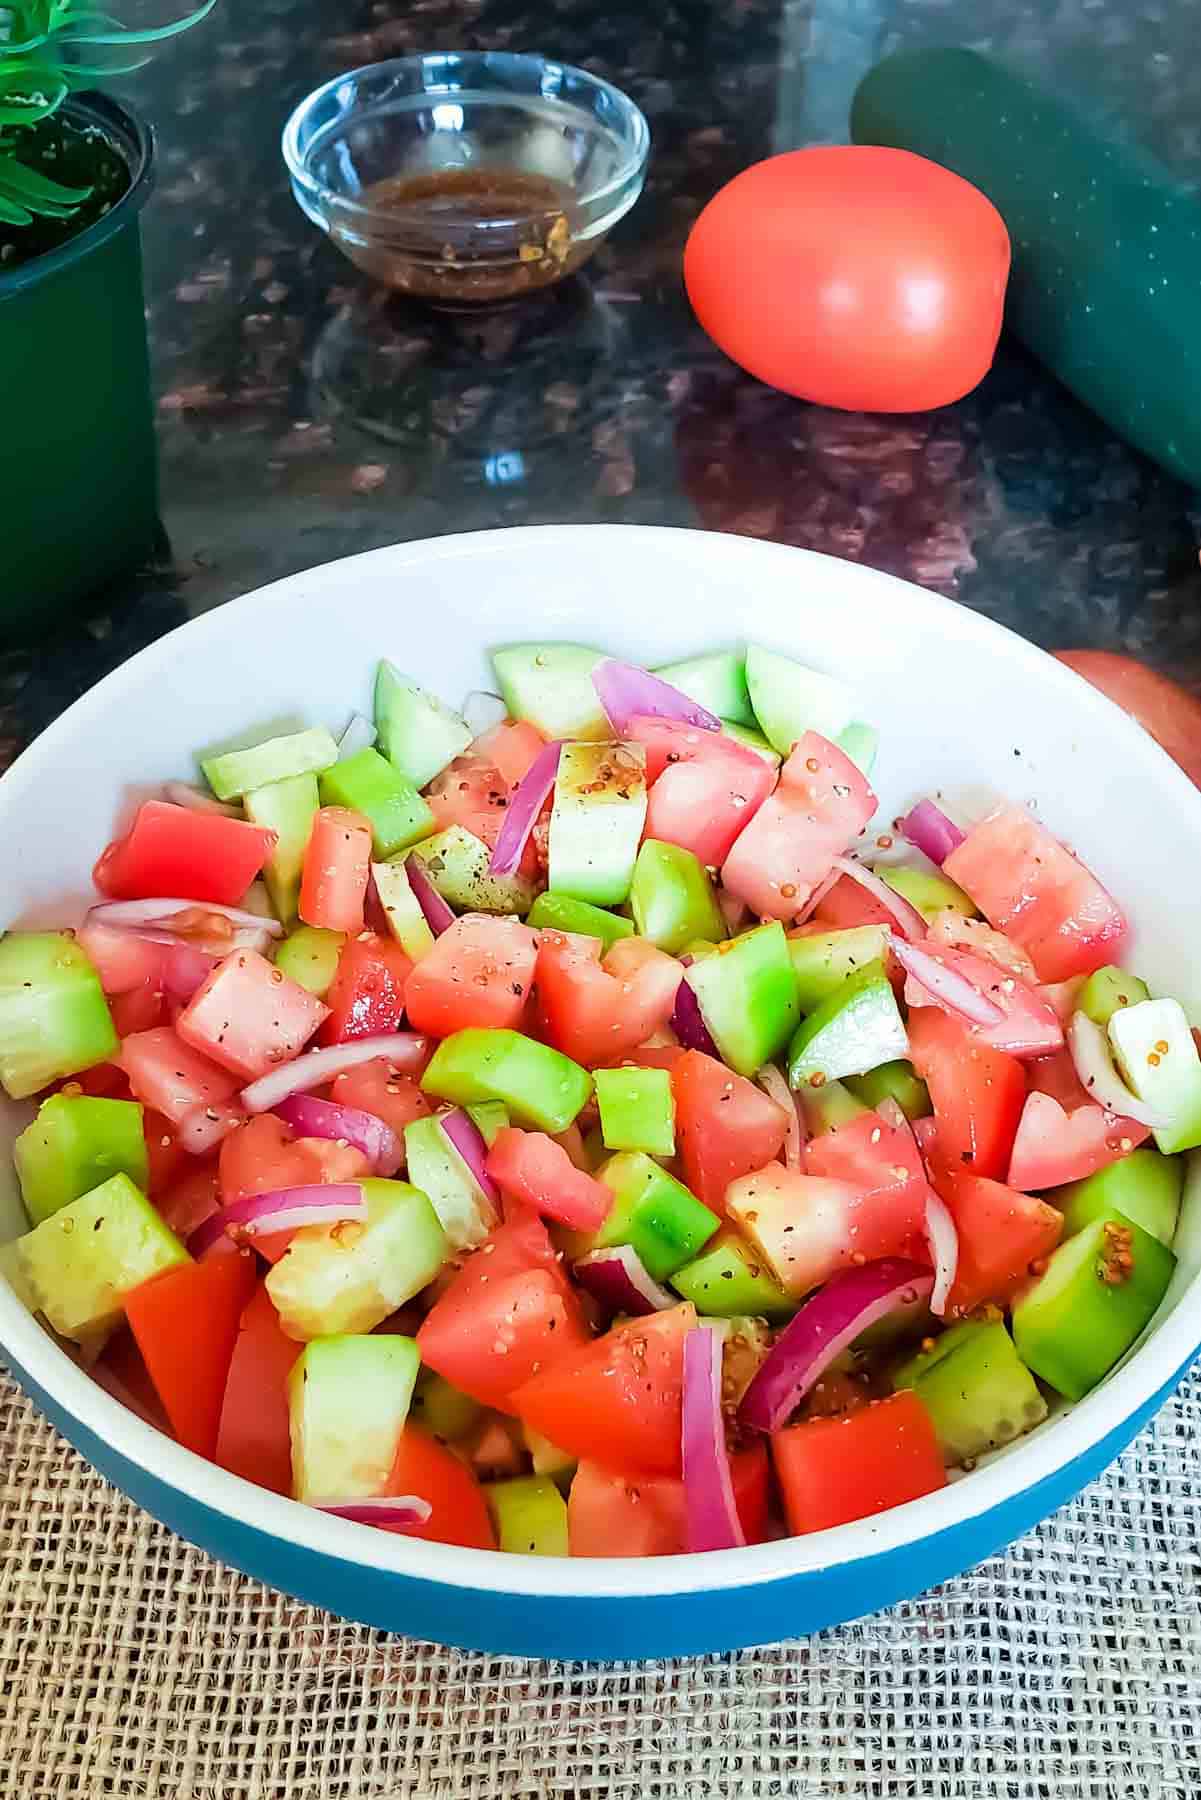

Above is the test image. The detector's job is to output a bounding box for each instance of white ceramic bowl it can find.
[2,525,1199,1660]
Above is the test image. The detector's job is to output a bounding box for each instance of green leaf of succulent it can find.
[0,185,32,224]
[0,153,90,203]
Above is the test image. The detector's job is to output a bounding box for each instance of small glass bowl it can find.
[282,52,650,307]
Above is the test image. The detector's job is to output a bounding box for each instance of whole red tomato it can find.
[684,146,1010,412]
[1053,650,1201,789]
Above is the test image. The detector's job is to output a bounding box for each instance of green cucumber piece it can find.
[878,865,975,921]
[853,48,1201,489]
[720,721,781,765]
[466,1100,510,1147]
[1079,965,1151,1028]
[273,925,346,997]
[320,748,434,859]
[744,645,854,756]
[404,1113,497,1251]
[894,1321,1047,1465]
[788,924,891,1013]
[288,1333,419,1502]
[16,1173,188,1344]
[837,722,879,776]
[547,741,647,906]
[372,860,436,961]
[654,650,754,727]
[15,1095,147,1227]
[594,1066,676,1157]
[592,1151,719,1280]
[846,1059,932,1122]
[797,1077,869,1136]
[1058,1150,1182,1248]
[1011,1211,1176,1401]
[421,1029,592,1134]
[629,839,724,954]
[1108,998,1201,1154]
[409,826,536,916]
[685,922,800,1077]
[523,1425,577,1480]
[0,932,118,1101]
[669,1229,795,1321]
[490,643,607,741]
[265,1179,447,1341]
[374,662,472,790]
[787,960,908,1090]
[525,892,635,950]
[485,1473,569,1555]
[245,772,320,923]
[201,726,338,803]
[411,1370,483,1442]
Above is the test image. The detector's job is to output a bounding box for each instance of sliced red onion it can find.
[161,942,218,1003]
[440,1108,499,1204]
[739,1259,935,1434]
[489,740,562,877]
[900,800,966,867]
[338,713,377,758]
[892,937,1004,1028]
[240,1033,431,1113]
[188,1210,238,1258]
[924,1191,959,1318]
[682,1326,745,1553]
[462,690,509,736]
[177,1100,245,1156]
[671,976,719,1057]
[274,1094,401,1177]
[221,1183,367,1239]
[592,659,722,735]
[312,1494,432,1527]
[756,1062,806,1169]
[163,780,242,818]
[86,897,283,938]
[831,858,927,941]
[1067,1011,1168,1129]
[574,1244,675,1316]
[404,855,455,935]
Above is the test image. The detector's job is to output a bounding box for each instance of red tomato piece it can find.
[1006,1092,1149,1191]
[318,931,413,1046]
[119,1026,240,1125]
[404,915,537,1039]
[215,1281,301,1496]
[1026,1047,1091,1112]
[176,948,327,1080]
[425,753,541,881]
[77,922,165,995]
[722,732,877,921]
[417,1213,590,1412]
[91,1326,172,1434]
[772,1390,947,1534]
[811,874,895,931]
[1054,650,1201,791]
[567,1443,770,1556]
[486,1127,612,1231]
[930,1165,1063,1315]
[218,1113,370,1207]
[329,1059,431,1151]
[94,801,276,907]
[672,1049,788,1213]
[903,946,1063,1060]
[143,1109,187,1198]
[110,979,166,1037]
[728,1163,928,1296]
[299,806,373,934]
[62,1062,133,1101]
[383,1424,496,1550]
[535,931,681,1069]
[510,1303,696,1478]
[625,716,776,867]
[943,803,1126,983]
[469,719,547,788]
[125,1250,257,1458]
[804,1108,929,1241]
[907,1009,1026,1181]
[154,1160,221,1242]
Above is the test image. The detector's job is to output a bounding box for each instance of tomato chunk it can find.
[119,1026,240,1125]
[510,1303,696,1478]
[722,732,877,921]
[1006,1091,1149,1191]
[319,931,413,1045]
[811,873,895,931]
[426,752,542,880]
[728,1163,927,1296]
[300,806,372,933]
[536,930,680,1069]
[383,1424,496,1549]
[404,915,537,1039]
[567,1443,770,1555]
[907,1008,1026,1181]
[672,1049,788,1213]
[943,803,1126,982]
[176,948,327,1080]
[469,719,546,788]
[930,1164,1063,1314]
[125,1250,257,1458]
[329,1058,431,1151]
[154,1160,221,1242]
[218,1113,370,1206]
[903,946,1063,1060]
[626,715,776,866]
[487,1127,612,1231]
[804,1107,929,1238]
[215,1280,301,1495]
[772,1391,946,1534]
[78,921,165,995]
[93,801,277,906]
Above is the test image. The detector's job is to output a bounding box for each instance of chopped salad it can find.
[0,641,1194,1556]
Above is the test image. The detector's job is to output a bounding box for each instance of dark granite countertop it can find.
[3,0,1200,764]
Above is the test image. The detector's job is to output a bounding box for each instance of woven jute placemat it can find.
[1,1360,1198,1799]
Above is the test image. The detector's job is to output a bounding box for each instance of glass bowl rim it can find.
[281,51,652,233]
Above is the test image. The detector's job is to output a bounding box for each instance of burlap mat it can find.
[1,1360,1198,1799]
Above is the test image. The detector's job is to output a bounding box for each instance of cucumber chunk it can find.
[837,722,879,776]
[846,1059,932,1122]
[523,1425,577,1480]
[265,1179,447,1342]
[594,1066,676,1157]
[654,650,754,727]
[371,860,436,961]
[547,741,647,907]
[797,1077,870,1136]
[685,922,800,1077]
[788,924,891,1013]
[15,1094,147,1226]
[1079,965,1151,1028]
[629,839,724,954]
[491,643,608,741]
[245,772,320,923]
[320,748,434,859]
[411,1370,482,1442]
[404,1112,498,1251]
[745,645,855,755]
[894,1320,1047,1464]
[787,960,908,1090]
[879,865,976,921]
[1108,997,1201,1155]
[17,1173,188,1344]
[288,1333,420,1502]
[591,1151,719,1280]
[485,1473,569,1555]
[273,925,346,997]
[720,721,781,765]
[1058,1150,1182,1248]
[421,1029,592,1134]
[669,1229,795,1321]
[374,662,472,790]
[525,892,634,950]
[0,932,118,1101]
[201,726,338,802]
[409,826,536,916]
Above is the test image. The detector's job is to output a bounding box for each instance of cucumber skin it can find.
[852,49,1201,486]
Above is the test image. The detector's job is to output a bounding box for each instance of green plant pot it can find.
[0,95,157,640]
